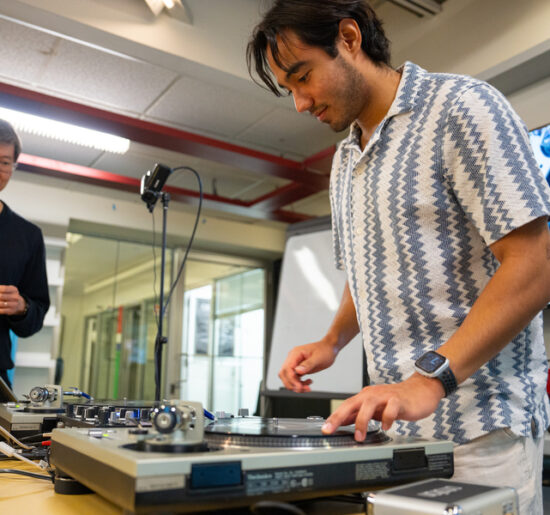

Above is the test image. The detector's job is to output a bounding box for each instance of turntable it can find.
[50,400,454,513]
[0,384,90,438]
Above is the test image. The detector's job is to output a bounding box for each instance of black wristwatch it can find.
[414,351,458,397]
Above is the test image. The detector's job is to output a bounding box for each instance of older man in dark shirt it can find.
[0,119,50,389]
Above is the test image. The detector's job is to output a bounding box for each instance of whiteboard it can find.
[266,228,364,395]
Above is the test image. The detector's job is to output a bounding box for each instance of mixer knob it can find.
[124,410,137,421]
[98,407,111,425]
[152,405,181,434]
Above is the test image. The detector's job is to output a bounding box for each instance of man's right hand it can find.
[278,339,340,393]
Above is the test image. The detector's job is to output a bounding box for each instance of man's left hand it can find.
[321,374,445,441]
[0,285,27,316]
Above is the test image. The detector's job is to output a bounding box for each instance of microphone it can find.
[140,163,172,212]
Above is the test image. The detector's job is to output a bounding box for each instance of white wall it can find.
[384,0,550,78]
[507,76,550,131]
[4,176,286,258]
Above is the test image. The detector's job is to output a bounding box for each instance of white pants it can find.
[452,428,543,515]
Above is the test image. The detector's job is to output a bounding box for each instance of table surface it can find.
[0,458,121,514]
[0,458,366,514]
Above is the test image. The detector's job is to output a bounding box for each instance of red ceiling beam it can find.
[302,145,336,175]
[0,81,329,191]
[16,154,309,224]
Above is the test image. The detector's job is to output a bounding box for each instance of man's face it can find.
[0,143,15,192]
[266,31,368,132]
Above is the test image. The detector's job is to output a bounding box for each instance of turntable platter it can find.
[204,417,390,448]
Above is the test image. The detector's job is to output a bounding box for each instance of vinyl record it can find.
[204,417,389,448]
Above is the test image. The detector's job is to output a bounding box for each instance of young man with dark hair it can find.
[0,119,50,389]
[248,1,550,512]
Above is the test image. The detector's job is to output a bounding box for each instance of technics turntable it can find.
[0,384,90,438]
[51,400,454,513]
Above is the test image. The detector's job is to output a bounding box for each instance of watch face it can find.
[416,351,446,373]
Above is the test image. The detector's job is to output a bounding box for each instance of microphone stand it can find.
[140,164,175,403]
[153,191,170,403]
[140,162,203,406]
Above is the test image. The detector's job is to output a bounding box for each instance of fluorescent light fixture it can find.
[163,0,175,9]
[0,107,130,154]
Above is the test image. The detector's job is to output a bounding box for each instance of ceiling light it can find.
[143,0,191,24]
[0,106,130,154]
[143,0,165,16]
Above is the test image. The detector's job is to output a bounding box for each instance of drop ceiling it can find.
[0,0,448,224]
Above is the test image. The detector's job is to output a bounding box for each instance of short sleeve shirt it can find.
[330,61,550,444]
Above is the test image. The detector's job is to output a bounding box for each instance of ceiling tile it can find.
[38,39,178,113]
[0,18,58,84]
[146,75,275,138]
[237,107,343,158]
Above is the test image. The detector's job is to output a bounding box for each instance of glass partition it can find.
[61,234,171,400]
[61,232,266,407]
[180,263,265,415]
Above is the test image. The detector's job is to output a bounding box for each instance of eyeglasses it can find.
[0,159,15,171]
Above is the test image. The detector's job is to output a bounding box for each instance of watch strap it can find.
[437,367,457,397]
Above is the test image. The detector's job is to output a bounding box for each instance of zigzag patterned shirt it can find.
[330,61,550,444]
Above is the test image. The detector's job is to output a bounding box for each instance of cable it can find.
[63,387,93,400]
[0,469,51,480]
[151,207,160,330]
[17,433,52,443]
[0,425,33,450]
[0,442,46,471]
[162,165,203,314]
